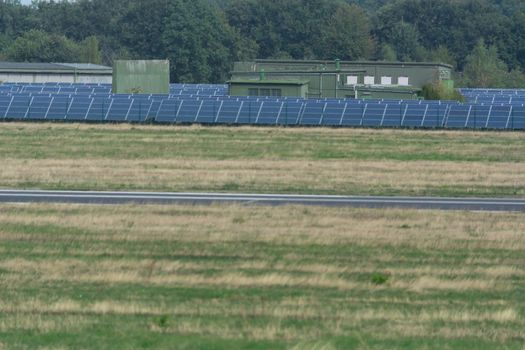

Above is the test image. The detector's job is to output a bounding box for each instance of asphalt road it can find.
[0,190,524,211]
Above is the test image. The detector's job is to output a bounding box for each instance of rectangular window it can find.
[364,76,375,85]
[346,76,358,85]
[260,88,271,96]
[381,76,392,85]
[271,89,282,97]
[248,88,258,96]
[398,77,409,86]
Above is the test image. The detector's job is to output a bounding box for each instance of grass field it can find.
[0,203,524,349]
[0,123,524,197]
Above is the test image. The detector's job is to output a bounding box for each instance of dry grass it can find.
[1,157,523,195]
[1,203,524,348]
[0,123,524,196]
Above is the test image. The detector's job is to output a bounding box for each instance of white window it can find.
[364,76,375,85]
[381,76,392,85]
[346,76,358,85]
[398,76,409,86]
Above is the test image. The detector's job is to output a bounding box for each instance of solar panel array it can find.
[0,83,524,130]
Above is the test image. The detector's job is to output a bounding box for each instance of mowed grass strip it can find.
[0,203,524,349]
[0,123,524,196]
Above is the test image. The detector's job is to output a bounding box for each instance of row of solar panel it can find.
[463,96,525,104]
[0,87,227,96]
[0,93,467,108]
[460,88,525,95]
[0,84,228,95]
[0,94,466,116]
[1,97,524,129]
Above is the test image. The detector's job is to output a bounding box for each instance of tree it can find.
[462,40,508,88]
[316,4,373,60]
[162,0,240,83]
[5,29,81,62]
[384,21,421,62]
[81,36,102,64]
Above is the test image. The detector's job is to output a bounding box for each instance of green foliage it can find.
[5,29,81,62]
[154,315,170,329]
[421,82,465,102]
[0,0,525,86]
[317,4,374,60]
[370,272,389,285]
[80,36,102,64]
[462,40,508,88]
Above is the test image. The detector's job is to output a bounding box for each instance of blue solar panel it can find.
[155,99,180,123]
[509,106,525,129]
[46,96,70,120]
[300,102,325,125]
[487,105,511,129]
[256,101,281,125]
[341,104,365,126]
[5,96,31,120]
[216,100,241,124]
[65,97,91,120]
[237,101,262,124]
[176,100,201,123]
[196,100,221,123]
[106,99,132,121]
[402,104,426,127]
[26,96,52,120]
[277,102,302,125]
[320,102,346,126]
[381,104,404,127]
[465,105,490,128]
[0,96,12,119]
[362,103,385,127]
[126,99,152,122]
[444,105,470,128]
[1,83,525,130]
[85,98,110,121]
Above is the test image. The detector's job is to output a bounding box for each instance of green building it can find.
[229,59,453,100]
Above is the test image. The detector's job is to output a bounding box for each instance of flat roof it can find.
[250,59,454,70]
[228,79,310,85]
[0,62,112,74]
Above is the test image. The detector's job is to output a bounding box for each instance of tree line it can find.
[1,0,524,87]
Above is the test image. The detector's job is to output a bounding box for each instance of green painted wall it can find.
[229,80,309,98]
[233,60,452,90]
[112,60,169,94]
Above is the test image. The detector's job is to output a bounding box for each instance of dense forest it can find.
[2,0,525,87]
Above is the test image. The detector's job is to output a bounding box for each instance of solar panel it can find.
[155,99,180,123]
[402,104,426,127]
[277,102,302,125]
[196,100,221,123]
[5,96,31,120]
[444,105,470,128]
[341,103,366,126]
[465,105,490,128]
[216,100,241,124]
[65,97,91,120]
[85,98,110,121]
[381,104,404,127]
[486,105,511,129]
[300,102,325,125]
[105,98,132,122]
[320,102,346,126]
[0,96,12,119]
[256,101,282,125]
[26,96,52,120]
[236,100,262,124]
[362,103,385,127]
[176,100,201,123]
